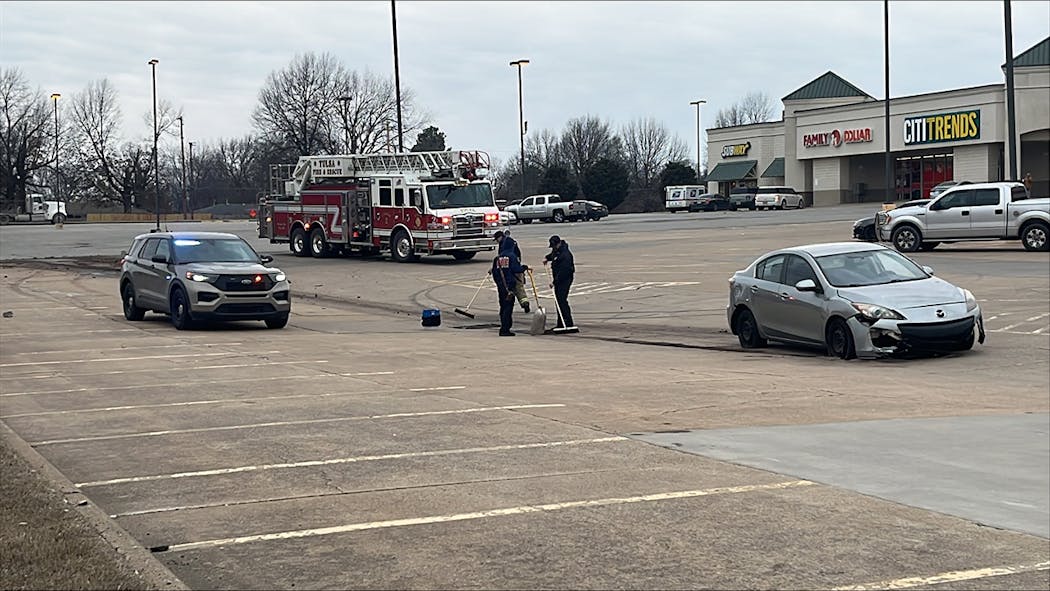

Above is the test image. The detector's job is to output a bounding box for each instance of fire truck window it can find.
[410,189,423,209]
[379,187,392,206]
[394,188,405,207]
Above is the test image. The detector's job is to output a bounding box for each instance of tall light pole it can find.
[510,59,530,200]
[188,141,195,210]
[390,0,404,151]
[178,116,188,220]
[1004,0,1018,180]
[149,58,161,231]
[883,1,893,205]
[690,99,706,183]
[50,93,60,205]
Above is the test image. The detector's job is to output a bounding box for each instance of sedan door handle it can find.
[779,292,791,299]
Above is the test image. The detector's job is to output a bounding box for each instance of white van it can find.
[665,185,706,213]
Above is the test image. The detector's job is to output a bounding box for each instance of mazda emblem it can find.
[936,309,945,318]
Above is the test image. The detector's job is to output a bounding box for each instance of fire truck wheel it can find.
[309,228,328,258]
[452,251,476,261]
[290,228,309,257]
[391,230,416,263]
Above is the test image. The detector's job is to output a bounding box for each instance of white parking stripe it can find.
[76,437,627,487]
[30,404,565,446]
[409,386,466,392]
[0,351,233,368]
[0,360,328,381]
[833,561,1050,590]
[0,372,340,397]
[1026,313,1050,322]
[0,328,140,337]
[162,480,815,552]
[2,343,244,357]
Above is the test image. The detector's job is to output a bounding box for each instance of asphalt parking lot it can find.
[1,207,1048,589]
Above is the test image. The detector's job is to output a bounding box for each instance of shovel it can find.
[527,269,547,336]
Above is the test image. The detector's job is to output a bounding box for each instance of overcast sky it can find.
[3,1,1048,168]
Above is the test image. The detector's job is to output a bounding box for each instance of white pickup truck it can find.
[505,194,587,224]
[877,182,1049,252]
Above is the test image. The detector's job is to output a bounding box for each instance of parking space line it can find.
[409,386,466,392]
[342,371,395,376]
[76,437,628,487]
[832,561,1050,590]
[0,351,233,368]
[30,404,566,446]
[0,328,140,337]
[0,372,341,398]
[0,360,329,381]
[159,480,815,552]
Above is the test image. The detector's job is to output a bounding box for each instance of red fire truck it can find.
[258,150,503,262]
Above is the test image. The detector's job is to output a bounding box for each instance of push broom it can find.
[454,274,490,319]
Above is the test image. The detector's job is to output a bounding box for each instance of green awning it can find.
[761,158,785,178]
[707,160,757,182]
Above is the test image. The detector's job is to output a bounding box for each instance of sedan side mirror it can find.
[260,254,274,264]
[922,265,934,276]
[795,279,820,292]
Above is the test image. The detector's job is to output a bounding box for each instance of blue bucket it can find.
[421,308,441,327]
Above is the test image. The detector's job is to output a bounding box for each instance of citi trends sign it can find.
[903,109,980,145]
[721,142,751,158]
[803,128,873,148]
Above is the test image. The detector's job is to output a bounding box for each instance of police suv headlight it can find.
[185,272,217,283]
[273,272,287,282]
[852,302,905,321]
[963,289,978,312]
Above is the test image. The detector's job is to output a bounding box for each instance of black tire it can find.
[1021,221,1049,252]
[729,205,738,211]
[290,227,309,257]
[309,227,328,258]
[452,251,476,261]
[121,282,145,321]
[797,199,806,210]
[521,218,533,224]
[826,318,856,360]
[891,224,922,253]
[170,288,194,331]
[919,242,940,251]
[749,205,756,211]
[391,230,416,263]
[265,314,289,329]
[735,308,767,349]
[51,213,67,224]
[955,329,976,351]
[552,210,565,223]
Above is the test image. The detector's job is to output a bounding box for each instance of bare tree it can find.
[714,104,745,128]
[0,68,52,207]
[333,69,426,154]
[715,92,776,128]
[525,128,563,171]
[215,136,260,188]
[621,117,688,189]
[142,99,184,141]
[560,115,622,179]
[253,52,345,156]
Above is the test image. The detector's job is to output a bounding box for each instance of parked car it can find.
[877,181,1050,252]
[499,209,518,225]
[119,231,291,330]
[755,186,806,210]
[852,199,931,242]
[583,200,609,221]
[929,180,971,199]
[727,242,985,359]
[689,194,731,212]
[504,194,587,223]
[729,187,758,211]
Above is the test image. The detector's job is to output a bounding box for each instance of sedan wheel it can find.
[826,318,856,360]
[735,309,767,349]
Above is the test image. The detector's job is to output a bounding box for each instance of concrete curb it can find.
[0,421,189,591]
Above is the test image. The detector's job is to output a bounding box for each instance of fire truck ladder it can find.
[286,151,490,195]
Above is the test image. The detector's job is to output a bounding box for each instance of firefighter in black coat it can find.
[543,235,576,331]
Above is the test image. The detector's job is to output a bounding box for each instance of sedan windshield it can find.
[426,183,494,209]
[173,238,260,263]
[815,249,928,288]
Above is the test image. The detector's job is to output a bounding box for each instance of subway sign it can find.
[903,109,980,145]
[721,141,751,158]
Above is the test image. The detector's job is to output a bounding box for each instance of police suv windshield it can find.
[425,183,494,209]
[173,238,261,263]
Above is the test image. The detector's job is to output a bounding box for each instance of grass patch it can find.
[0,438,155,590]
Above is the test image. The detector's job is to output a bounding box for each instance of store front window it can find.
[894,153,953,200]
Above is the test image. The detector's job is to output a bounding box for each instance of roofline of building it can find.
[705,119,785,135]
[792,82,1005,116]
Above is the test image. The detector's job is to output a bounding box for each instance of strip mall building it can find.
[706,37,1050,205]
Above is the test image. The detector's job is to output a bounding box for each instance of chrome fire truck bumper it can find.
[427,236,498,253]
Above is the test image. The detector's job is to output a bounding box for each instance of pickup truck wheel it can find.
[891,224,922,252]
[1021,221,1049,252]
[552,210,565,223]
[826,317,856,360]
[391,230,416,263]
[290,228,309,257]
[122,282,145,321]
[521,218,532,225]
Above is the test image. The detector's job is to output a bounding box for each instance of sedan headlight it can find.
[185,272,217,283]
[962,289,978,312]
[273,272,287,282]
[852,302,905,321]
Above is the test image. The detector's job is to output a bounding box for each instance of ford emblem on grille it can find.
[936,309,945,318]
[241,279,252,285]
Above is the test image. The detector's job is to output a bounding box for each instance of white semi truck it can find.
[0,193,68,225]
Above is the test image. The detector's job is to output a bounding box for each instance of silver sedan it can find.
[726,242,985,359]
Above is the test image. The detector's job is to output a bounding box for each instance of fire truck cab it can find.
[259,150,503,262]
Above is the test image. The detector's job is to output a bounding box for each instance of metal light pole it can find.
[178,116,188,220]
[883,1,893,205]
[390,0,404,151]
[50,93,60,205]
[510,59,530,200]
[188,141,195,210]
[690,99,706,182]
[149,58,161,231]
[1004,0,1018,180]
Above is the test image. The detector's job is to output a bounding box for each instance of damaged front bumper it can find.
[848,306,985,359]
